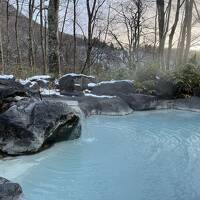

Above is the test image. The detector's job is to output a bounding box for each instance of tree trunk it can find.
[167,0,181,69]
[40,0,46,74]
[73,0,77,73]
[156,0,165,67]
[28,0,35,72]
[0,0,4,74]
[184,0,194,62]
[48,0,60,76]
[177,0,189,65]
[15,0,22,68]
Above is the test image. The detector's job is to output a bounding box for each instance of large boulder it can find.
[89,80,135,96]
[0,79,27,99]
[120,93,157,111]
[44,95,133,117]
[88,80,157,111]
[0,177,23,200]
[0,98,81,155]
[77,95,133,116]
[59,73,95,95]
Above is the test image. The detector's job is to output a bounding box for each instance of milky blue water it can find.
[1,110,200,200]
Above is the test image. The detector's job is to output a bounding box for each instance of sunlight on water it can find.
[1,110,200,200]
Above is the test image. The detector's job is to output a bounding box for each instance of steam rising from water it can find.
[0,110,200,200]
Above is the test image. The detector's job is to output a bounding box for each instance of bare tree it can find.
[184,0,194,62]
[177,0,194,64]
[81,0,106,74]
[48,0,60,76]
[111,0,146,68]
[15,0,22,68]
[0,0,4,73]
[28,0,35,71]
[73,0,78,73]
[40,0,47,74]
[167,0,182,68]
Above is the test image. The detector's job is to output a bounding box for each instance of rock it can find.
[28,75,52,89]
[0,79,29,113]
[155,78,177,99]
[0,177,23,200]
[87,80,157,111]
[77,96,133,116]
[193,87,200,97]
[89,80,135,96]
[0,79,27,99]
[59,73,95,93]
[44,95,133,117]
[0,99,81,155]
[120,93,157,111]
[59,75,75,92]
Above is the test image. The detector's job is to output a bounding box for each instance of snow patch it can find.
[19,79,31,85]
[84,93,116,99]
[88,80,134,87]
[61,73,95,79]
[88,83,96,87]
[0,75,14,80]
[40,88,62,96]
[28,75,51,81]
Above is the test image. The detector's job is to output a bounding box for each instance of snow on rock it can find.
[28,75,51,84]
[88,80,134,87]
[28,75,51,81]
[88,83,96,87]
[40,88,62,96]
[84,93,116,99]
[0,75,14,80]
[60,73,95,79]
[156,76,160,80]
[19,79,31,85]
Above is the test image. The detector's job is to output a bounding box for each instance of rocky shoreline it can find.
[0,74,200,199]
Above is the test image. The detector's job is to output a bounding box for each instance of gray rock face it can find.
[0,79,29,113]
[45,95,133,117]
[0,177,23,200]
[0,98,81,155]
[77,96,133,116]
[88,80,157,111]
[89,80,135,97]
[120,94,157,111]
[59,74,95,94]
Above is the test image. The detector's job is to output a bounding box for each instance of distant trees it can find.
[0,0,198,77]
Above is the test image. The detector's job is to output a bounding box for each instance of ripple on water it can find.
[0,110,200,200]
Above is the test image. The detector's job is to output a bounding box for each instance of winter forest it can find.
[0,0,199,79]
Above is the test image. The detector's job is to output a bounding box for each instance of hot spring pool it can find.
[1,110,200,200]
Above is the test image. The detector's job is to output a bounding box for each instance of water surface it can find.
[1,110,200,200]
